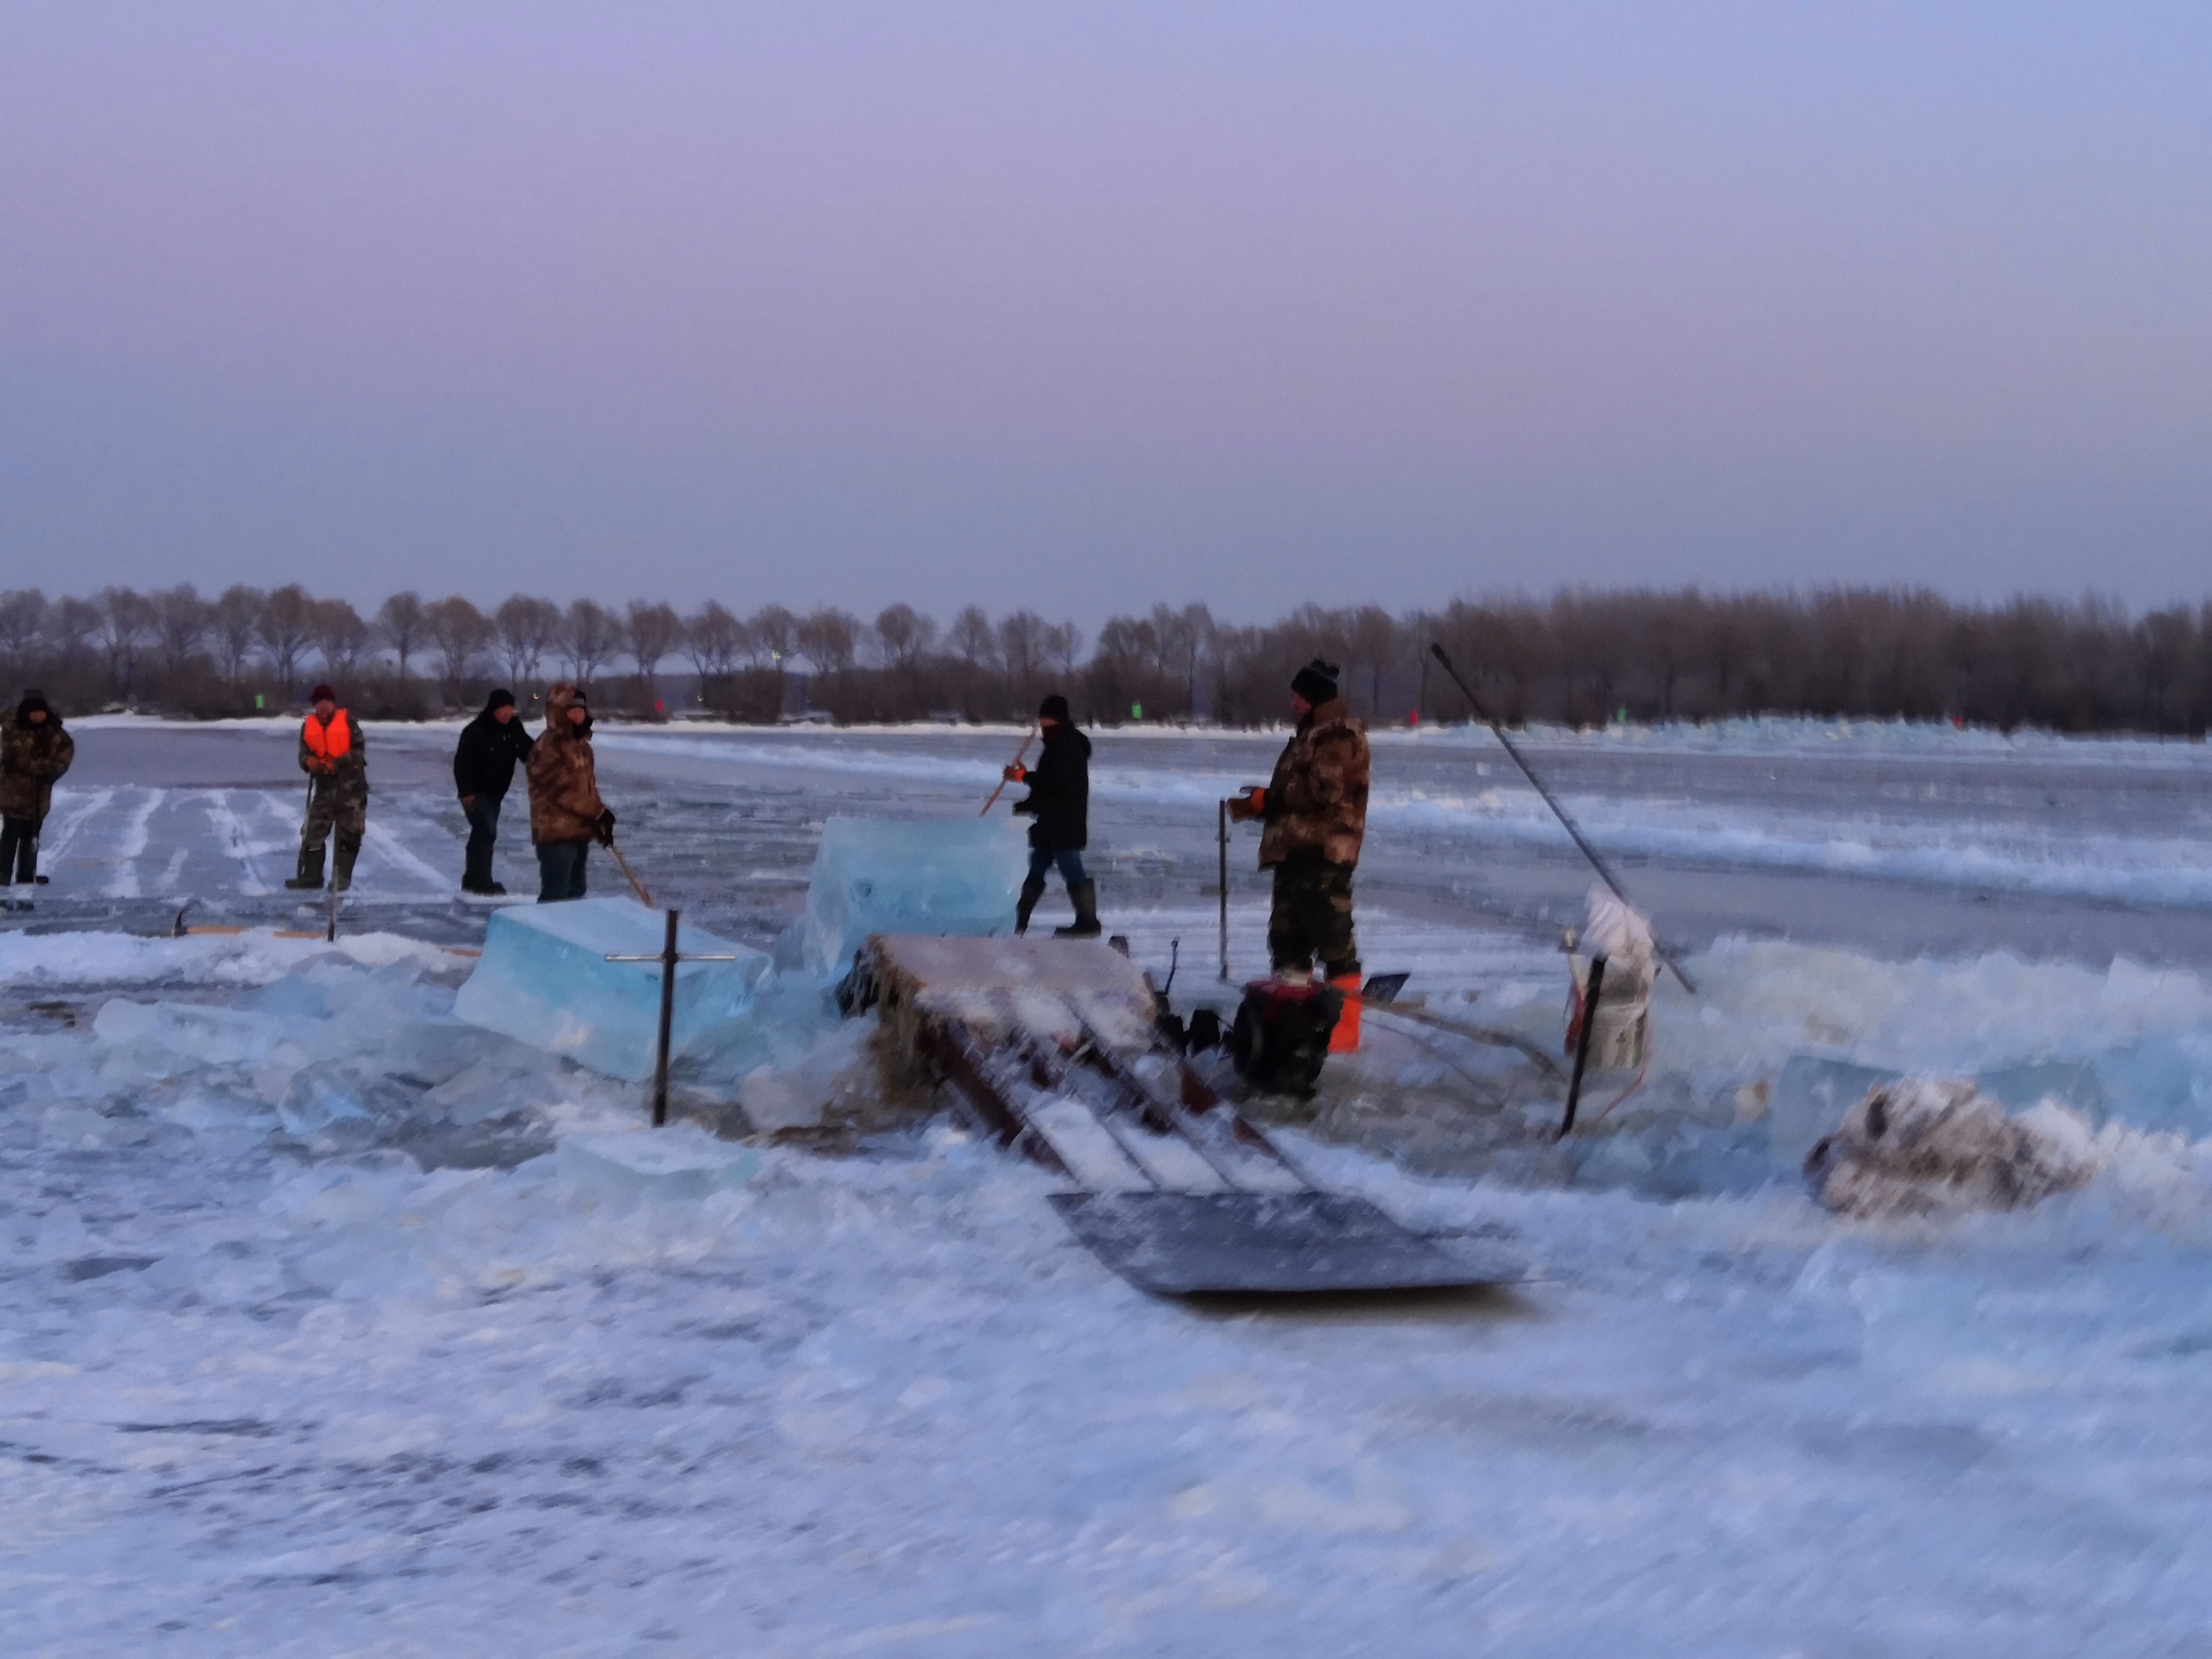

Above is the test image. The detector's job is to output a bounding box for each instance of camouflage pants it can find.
[1268,859,1359,979]
[302,780,365,858]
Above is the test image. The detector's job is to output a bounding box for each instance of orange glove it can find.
[1226,785,1265,823]
[1003,763,1027,782]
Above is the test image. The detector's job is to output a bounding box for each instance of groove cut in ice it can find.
[453,898,768,1082]
[773,815,1027,979]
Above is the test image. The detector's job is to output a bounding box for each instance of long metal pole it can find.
[1558,956,1606,1139]
[1428,643,1697,995]
[1217,798,1230,982]
[979,724,1038,816]
[653,908,679,1128]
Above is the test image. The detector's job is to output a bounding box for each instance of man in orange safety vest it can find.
[285,683,369,892]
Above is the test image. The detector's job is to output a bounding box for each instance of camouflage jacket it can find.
[297,709,369,795]
[1259,695,1369,868]
[0,718,74,820]
[526,683,607,844]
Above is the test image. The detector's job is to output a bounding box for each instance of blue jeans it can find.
[536,839,590,903]
[462,795,501,890]
[1027,846,1087,888]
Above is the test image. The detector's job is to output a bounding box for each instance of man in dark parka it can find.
[1007,693,1099,937]
[452,688,535,894]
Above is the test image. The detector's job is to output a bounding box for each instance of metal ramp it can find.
[852,935,1513,1298]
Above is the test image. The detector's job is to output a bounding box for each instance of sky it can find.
[3,2,2209,622]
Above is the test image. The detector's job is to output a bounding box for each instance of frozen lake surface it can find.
[6,718,2212,1653]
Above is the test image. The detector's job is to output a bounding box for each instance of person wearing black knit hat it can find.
[452,688,536,895]
[1005,692,1098,935]
[1226,658,1372,1051]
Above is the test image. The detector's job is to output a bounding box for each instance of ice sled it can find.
[775,816,1027,980]
[846,934,1516,1297]
[454,897,768,1083]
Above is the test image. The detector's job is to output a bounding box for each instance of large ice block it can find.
[453,898,769,1082]
[774,815,1027,979]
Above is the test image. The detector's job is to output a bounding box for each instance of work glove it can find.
[594,808,617,845]
[1002,763,1027,783]
[1225,785,1265,823]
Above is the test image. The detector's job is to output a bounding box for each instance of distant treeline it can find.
[2,584,2207,734]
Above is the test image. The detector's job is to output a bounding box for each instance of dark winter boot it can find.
[1014,876,1047,936]
[1053,879,1102,938]
[331,839,360,893]
[283,846,326,890]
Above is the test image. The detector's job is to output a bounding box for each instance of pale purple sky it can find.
[3,3,2208,618]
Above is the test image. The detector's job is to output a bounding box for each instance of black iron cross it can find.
[605,907,740,1126]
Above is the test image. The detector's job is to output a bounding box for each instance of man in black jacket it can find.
[1007,693,1098,937]
[452,689,535,894]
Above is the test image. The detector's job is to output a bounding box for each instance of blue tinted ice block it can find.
[453,897,769,1082]
[775,815,1027,979]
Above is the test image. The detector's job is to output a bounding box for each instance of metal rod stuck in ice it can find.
[1559,955,1606,1138]
[1217,799,1230,982]
[604,907,741,1128]
[1427,643,1697,996]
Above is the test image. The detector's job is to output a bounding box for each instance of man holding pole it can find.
[526,683,617,903]
[1006,693,1098,936]
[285,684,367,893]
[1227,659,1370,1051]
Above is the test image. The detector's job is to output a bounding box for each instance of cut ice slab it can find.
[559,1127,762,1206]
[453,898,768,1083]
[774,815,1027,979]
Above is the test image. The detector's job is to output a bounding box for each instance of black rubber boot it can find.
[332,839,359,893]
[1054,879,1102,938]
[283,846,326,890]
[1014,876,1047,936]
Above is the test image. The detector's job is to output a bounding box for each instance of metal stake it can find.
[605,907,740,1127]
[1217,799,1230,982]
[1558,956,1606,1139]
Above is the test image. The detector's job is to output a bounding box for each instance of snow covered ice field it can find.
[11,719,2212,1652]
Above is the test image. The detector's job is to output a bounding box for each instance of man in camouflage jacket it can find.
[0,691,74,896]
[287,683,368,892]
[525,682,614,903]
[1228,658,1371,1046]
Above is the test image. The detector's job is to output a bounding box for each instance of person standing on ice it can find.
[452,688,535,896]
[0,692,73,908]
[1227,658,1371,1051]
[285,683,367,893]
[526,682,615,903]
[1007,693,1098,937]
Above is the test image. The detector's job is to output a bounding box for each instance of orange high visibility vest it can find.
[302,709,352,764]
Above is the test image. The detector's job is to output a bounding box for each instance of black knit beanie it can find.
[1290,660,1338,705]
[1039,693,1071,724]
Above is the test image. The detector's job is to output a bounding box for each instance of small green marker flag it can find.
[1131,702,1143,720]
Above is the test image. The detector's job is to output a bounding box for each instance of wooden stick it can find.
[604,836,654,907]
[979,725,1038,816]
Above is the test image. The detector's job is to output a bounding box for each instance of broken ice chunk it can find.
[453,898,768,1083]
[773,816,1027,980]
[558,1126,763,1206]
[1766,1055,1898,1167]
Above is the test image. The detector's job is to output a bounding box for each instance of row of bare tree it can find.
[4,584,2211,734]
